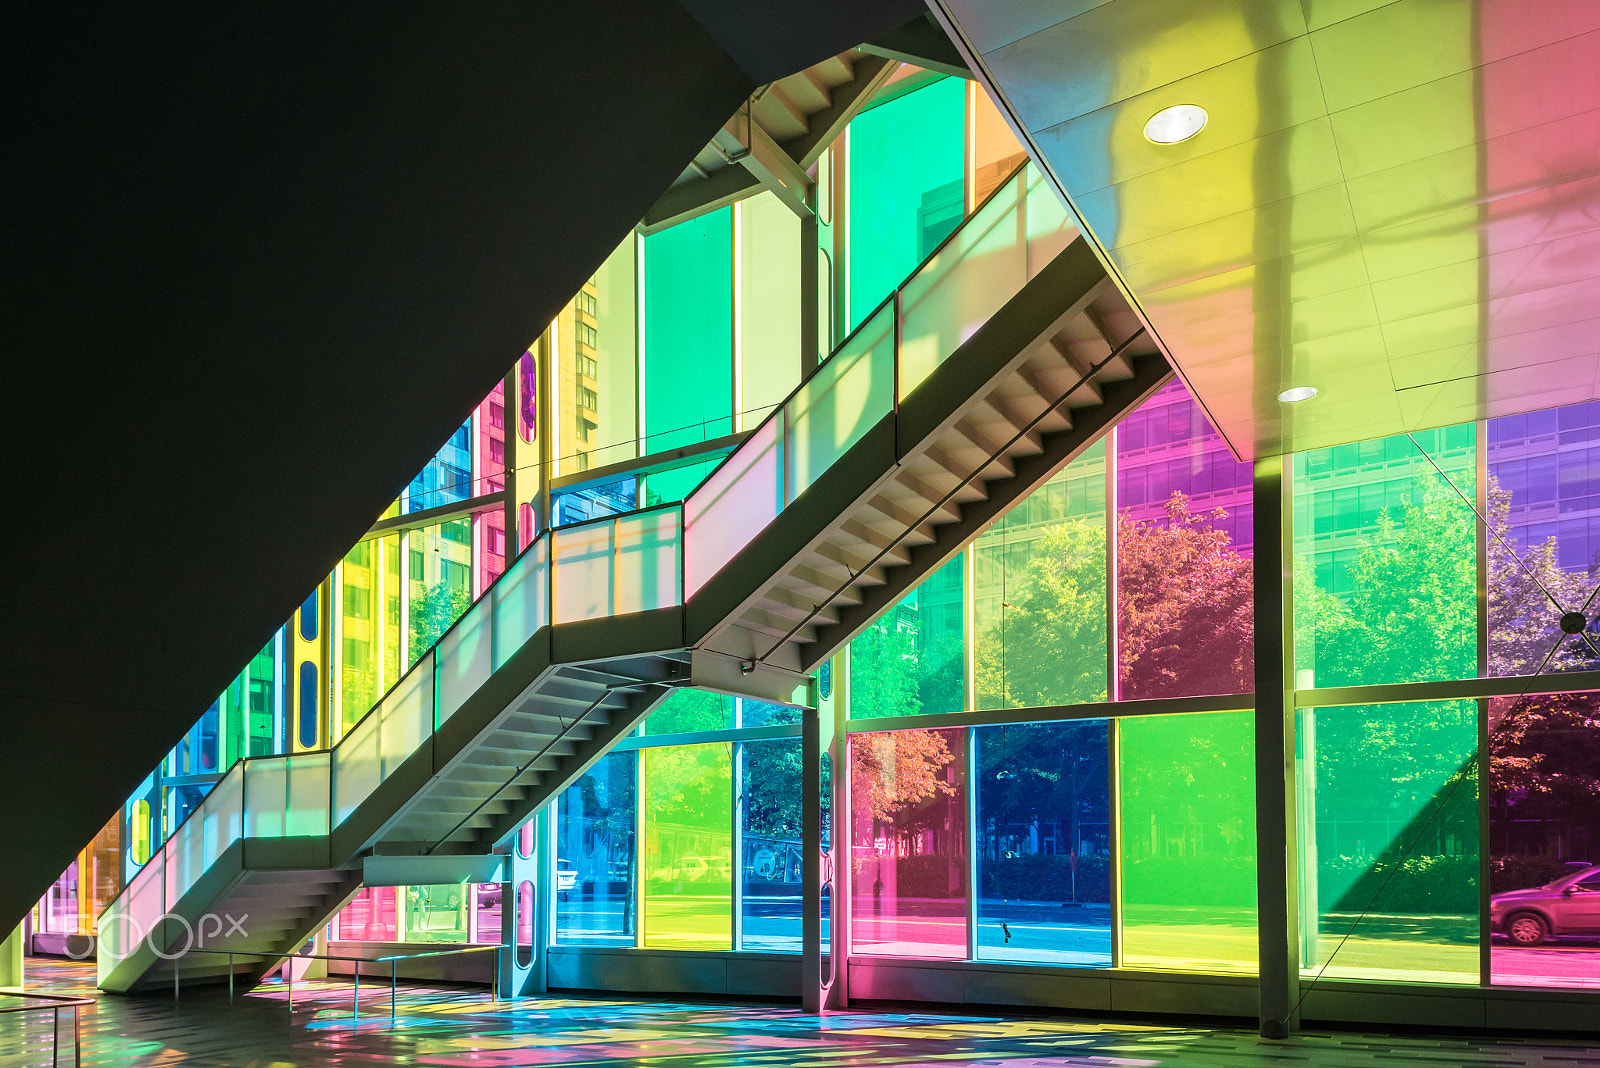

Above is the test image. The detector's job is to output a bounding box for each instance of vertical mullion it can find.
[1107,718,1121,969]
[1253,454,1299,1037]
[1475,423,1492,989]
[731,739,744,952]
[634,748,645,950]
[1106,426,1119,702]
[965,726,979,962]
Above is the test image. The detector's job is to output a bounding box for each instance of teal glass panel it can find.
[846,77,965,330]
[642,743,733,948]
[643,207,733,453]
[1293,425,1478,688]
[1300,702,1479,983]
[1119,710,1257,973]
[642,452,728,508]
[848,557,964,719]
[974,442,1107,709]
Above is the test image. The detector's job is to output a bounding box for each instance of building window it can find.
[576,385,599,411]
[409,549,425,582]
[578,355,598,379]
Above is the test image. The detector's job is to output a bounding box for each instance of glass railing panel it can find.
[785,301,896,504]
[684,418,782,598]
[124,850,164,949]
[163,813,204,908]
[98,892,136,980]
[492,536,548,669]
[553,521,614,623]
[333,706,381,826]
[1025,164,1077,279]
[437,592,494,725]
[206,763,244,868]
[898,170,1028,402]
[381,652,433,779]
[614,508,682,615]
[286,750,330,837]
[244,757,289,839]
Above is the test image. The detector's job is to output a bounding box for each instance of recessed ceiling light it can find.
[1278,386,1319,403]
[1144,104,1208,144]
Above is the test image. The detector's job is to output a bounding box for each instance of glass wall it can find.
[846,76,965,330]
[643,208,734,454]
[642,743,733,949]
[1299,702,1478,983]
[1118,710,1257,973]
[556,751,637,947]
[976,720,1110,965]
[849,727,967,958]
[1489,690,1600,988]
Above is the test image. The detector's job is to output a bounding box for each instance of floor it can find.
[5,959,1600,1068]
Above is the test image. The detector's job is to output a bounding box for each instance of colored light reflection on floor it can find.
[7,958,1600,1067]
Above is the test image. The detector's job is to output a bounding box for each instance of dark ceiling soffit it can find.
[858,13,971,80]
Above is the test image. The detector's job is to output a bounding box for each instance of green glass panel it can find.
[1118,710,1257,973]
[1299,701,1478,983]
[643,208,733,453]
[847,557,965,719]
[974,441,1107,709]
[846,77,964,330]
[1293,424,1478,688]
[641,452,727,508]
[407,519,472,668]
[644,687,734,735]
[642,743,733,948]
[400,882,469,943]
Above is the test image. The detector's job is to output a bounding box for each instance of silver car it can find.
[1491,864,1600,946]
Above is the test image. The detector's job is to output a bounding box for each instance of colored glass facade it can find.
[43,68,1600,1014]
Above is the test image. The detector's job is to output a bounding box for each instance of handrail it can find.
[0,991,90,1067]
[98,157,1074,987]
[685,156,1032,503]
[102,502,687,924]
[114,160,1039,894]
[178,944,508,1020]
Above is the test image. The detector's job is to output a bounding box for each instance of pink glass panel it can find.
[335,886,397,941]
[1115,379,1254,700]
[849,727,967,959]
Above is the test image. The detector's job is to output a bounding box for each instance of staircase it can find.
[96,160,1170,993]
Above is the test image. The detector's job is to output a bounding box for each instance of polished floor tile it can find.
[4,958,1600,1068]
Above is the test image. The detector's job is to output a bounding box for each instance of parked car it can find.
[557,861,578,900]
[1491,864,1600,945]
[476,883,502,910]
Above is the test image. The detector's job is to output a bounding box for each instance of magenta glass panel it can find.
[475,381,507,497]
[849,727,966,959]
[517,351,538,445]
[474,510,505,596]
[1487,402,1600,677]
[335,886,397,941]
[1115,379,1253,700]
[1490,690,1600,988]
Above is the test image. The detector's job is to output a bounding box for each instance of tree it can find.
[850,729,958,845]
[408,578,471,664]
[1117,494,1252,699]
[975,516,1107,708]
